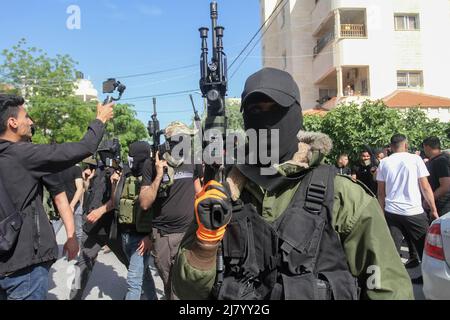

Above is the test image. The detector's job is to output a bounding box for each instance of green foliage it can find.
[225,99,244,131]
[28,96,96,144]
[191,98,244,132]
[0,39,76,99]
[104,103,149,159]
[401,108,450,151]
[303,114,324,133]
[304,101,450,163]
[1,39,149,161]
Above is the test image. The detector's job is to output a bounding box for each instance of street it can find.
[46,221,425,300]
[47,221,165,300]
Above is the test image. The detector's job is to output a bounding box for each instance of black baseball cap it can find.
[241,67,300,111]
[129,141,151,158]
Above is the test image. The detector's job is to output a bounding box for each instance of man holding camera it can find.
[0,94,114,300]
[69,140,129,300]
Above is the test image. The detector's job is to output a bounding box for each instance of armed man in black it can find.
[69,140,129,300]
[140,121,202,300]
[172,68,413,300]
[0,94,114,300]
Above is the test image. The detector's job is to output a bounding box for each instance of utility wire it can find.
[230,0,289,80]
[227,0,287,73]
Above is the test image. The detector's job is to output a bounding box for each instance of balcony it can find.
[340,24,366,38]
[314,31,335,57]
[340,9,366,38]
[315,66,371,108]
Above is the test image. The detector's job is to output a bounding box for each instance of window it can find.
[397,71,423,88]
[319,88,337,99]
[395,14,420,30]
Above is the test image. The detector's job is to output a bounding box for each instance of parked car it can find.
[422,212,450,299]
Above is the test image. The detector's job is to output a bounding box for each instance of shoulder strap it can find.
[109,166,130,240]
[302,165,336,216]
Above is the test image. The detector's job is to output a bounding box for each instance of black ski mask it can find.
[237,68,305,192]
[243,100,302,166]
[128,141,151,177]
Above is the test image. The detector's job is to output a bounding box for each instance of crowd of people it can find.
[335,136,450,276]
[0,67,449,300]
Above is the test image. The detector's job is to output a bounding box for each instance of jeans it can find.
[0,262,52,300]
[122,232,157,300]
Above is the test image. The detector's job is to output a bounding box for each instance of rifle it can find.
[147,98,170,198]
[199,1,228,183]
[190,94,202,132]
[198,1,228,298]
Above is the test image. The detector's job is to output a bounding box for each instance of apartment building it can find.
[260,0,450,121]
[74,71,98,102]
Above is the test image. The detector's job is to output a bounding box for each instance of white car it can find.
[422,212,450,300]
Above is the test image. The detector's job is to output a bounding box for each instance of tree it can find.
[1,40,149,160]
[28,96,96,144]
[104,103,149,158]
[401,108,450,151]
[0,39,76,99]
[225,98,244,131]
[304,101,449,164]
[303,114,324,133]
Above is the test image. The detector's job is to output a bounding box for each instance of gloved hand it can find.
[195,180,232,243]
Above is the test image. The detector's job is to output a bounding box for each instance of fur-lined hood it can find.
[226,130,333,201]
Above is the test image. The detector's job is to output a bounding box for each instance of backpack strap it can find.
[303,165,335,216]
[109,165,130,240]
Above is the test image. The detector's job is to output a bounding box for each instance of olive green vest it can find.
[43,187,59,221]
[118,175,153,233]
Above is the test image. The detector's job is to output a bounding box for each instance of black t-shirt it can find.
[352,163,378,194]
[335,166,351,176]
[427,153,450,191]
[142,159,201,235]
[42,173,66,198]
[59,165,82,203]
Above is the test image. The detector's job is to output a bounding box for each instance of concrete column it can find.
[334,9,341,39]
[337,66,343,97]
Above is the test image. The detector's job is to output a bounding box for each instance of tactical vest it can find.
[43,187,59,221]
[118,175,153,234]
[218,165,360,300]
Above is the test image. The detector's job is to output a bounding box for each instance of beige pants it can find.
[152,228,185,300]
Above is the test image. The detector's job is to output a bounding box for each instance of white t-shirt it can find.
[376,152,429,216]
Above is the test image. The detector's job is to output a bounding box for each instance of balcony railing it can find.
[340,24,366,38]
[314,31,335,57]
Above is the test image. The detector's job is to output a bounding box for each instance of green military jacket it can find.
[172,141,414,300]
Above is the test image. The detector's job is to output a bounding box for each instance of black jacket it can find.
[0,120,105,275]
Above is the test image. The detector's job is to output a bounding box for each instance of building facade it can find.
[74,71,98,102]
[260,0,450,117]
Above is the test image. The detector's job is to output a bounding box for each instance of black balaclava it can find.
[243,99,302,166]
[128,141,151,177]
[237,68,305,192]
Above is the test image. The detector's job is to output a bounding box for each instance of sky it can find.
[0,0,263,129]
